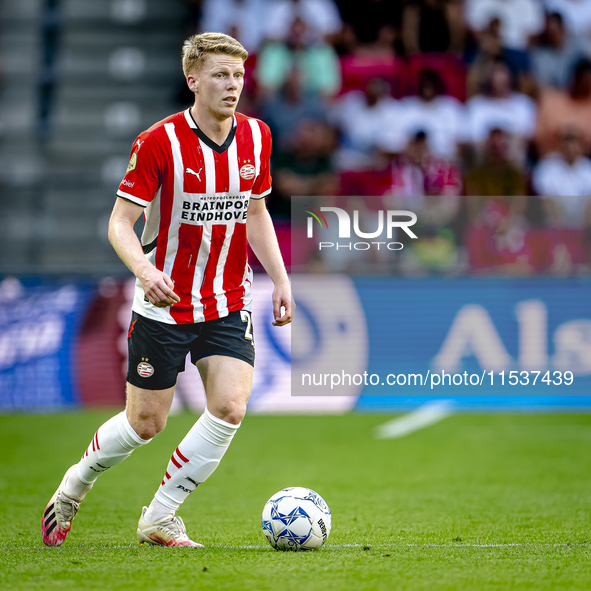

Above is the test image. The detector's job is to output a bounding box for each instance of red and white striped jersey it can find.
[116,108,272,325]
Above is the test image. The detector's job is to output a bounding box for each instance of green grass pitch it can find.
[1,411,590,590]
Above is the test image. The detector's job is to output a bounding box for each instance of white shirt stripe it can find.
[200,140,216,196]
[191,140,217,322]
[163,123,185,282]
[190,225,210,323]
[141,186,162,248]
[213,137,241,316]
[248,119,262,177]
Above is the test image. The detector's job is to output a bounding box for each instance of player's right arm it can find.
[108,198,180,308]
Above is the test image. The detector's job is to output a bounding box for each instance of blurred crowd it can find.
[181,0,591,275]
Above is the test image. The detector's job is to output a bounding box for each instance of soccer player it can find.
[42,33,292,547]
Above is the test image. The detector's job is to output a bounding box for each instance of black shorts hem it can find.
[192,350,255,368]
[126,373,179,391]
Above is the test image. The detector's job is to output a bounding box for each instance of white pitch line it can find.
[3,542,586,551]
[374,400,455,439]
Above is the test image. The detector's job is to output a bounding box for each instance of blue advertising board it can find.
[352,277,591,409]
[0,279,94,410]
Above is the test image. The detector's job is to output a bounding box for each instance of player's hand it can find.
[272,281,294,326]
[138,266,180,308]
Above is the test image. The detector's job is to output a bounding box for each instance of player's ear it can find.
[187,73,198,93]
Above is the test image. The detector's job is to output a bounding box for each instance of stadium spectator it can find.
[265,0,342,43]
[387,131,463,199]
[544,0,591,37]
[465,200,536,274]
[335,0,402,52]
[396,70,464,158]
[255,17,341,96]
[465,59,536,167]
[272,119,337,216]
[532,128,591,227]
[464,0,545,52]
[330,78,403,170]
[466,17,532,97]
[259,68,328,150]
[402,0,465,54]
[463,131,534,274]
[530,12,591,89]
[535,59,591,156]
[465,128,526,212]
[385,131,462,273]
[199,0,270,52]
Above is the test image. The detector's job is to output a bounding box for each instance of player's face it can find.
[189,54,245,121]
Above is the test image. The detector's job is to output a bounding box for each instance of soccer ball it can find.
[261,487,332,551]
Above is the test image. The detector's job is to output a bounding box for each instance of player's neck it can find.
[190,105,233,146]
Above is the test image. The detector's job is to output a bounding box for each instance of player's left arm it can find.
[246,198,293,326]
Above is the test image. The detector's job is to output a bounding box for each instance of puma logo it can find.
[186,167,203,181]
[136,139,144,151]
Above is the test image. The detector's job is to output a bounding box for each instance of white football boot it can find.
[137,506,203,547]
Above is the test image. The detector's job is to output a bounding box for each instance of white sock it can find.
[66,411,151,497]
[143,500,174,524]
[149,408,240,515]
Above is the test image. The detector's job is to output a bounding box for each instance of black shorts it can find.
[126,310,255,390]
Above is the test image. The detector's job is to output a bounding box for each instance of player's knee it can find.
[215,401,246,425]
[132,415,167,440]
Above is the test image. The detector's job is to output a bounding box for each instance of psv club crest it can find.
[240,164,255,180]
[137,361,154,378]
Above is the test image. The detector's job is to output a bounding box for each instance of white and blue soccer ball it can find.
[261,487,332,551]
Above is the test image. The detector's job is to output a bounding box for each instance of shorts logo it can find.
[240,164,255,180]
[137,361,154,378]
[127,152,137,173]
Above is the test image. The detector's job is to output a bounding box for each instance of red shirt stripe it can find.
[200,225,228,321]
[170,224,204,324]
[223,223,248,312]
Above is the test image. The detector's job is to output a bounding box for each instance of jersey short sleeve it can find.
[250,121,272,200]
[116,130,162,207]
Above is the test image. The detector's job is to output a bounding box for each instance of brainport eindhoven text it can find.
[181,196,249,223]
[307,207,418,251]
[302,370,575,390]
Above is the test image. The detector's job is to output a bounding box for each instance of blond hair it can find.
[182,32,248,77]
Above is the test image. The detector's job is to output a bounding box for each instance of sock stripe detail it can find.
[171,455,182,469]
[175,447,189,463]
[165,471,171,480]
[95,432,100,451]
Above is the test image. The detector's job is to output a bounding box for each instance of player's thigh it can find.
[126,312,193,436]
[125,382,176,438]
[190,310,256,423]
[196,355,253,424]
